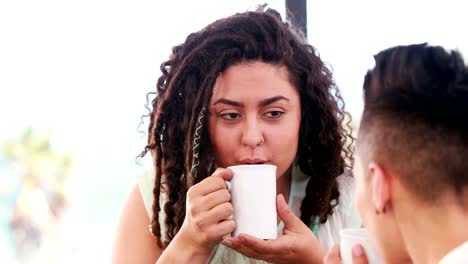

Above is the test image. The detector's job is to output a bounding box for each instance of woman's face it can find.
[208,61,301,179]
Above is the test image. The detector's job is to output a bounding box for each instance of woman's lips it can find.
[239,158,268,164]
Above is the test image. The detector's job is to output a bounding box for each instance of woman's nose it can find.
[241,119,264,148]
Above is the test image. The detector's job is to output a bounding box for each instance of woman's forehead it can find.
[210,62,294,101]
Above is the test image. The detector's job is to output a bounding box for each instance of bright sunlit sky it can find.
[1,0,467,198]
[0,0,467,261]
[1,0,467,199]
[1,0,466,153]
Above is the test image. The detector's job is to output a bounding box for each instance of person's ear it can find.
[368,162,391,214]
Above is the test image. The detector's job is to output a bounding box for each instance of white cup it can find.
[340,228,384,264]
[226,164,277,239]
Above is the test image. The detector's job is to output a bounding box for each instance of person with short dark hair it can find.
[325,43,468,264]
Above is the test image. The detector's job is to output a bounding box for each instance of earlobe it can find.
[368,162,391,214]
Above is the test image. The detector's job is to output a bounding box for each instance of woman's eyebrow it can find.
[213,98,242,107]
[258,96,289,107]
[213,96,289,107]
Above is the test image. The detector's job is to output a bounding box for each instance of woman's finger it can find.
[208,219,236,241]
[201,202,233,225]
[236,234,288,255]
[323,244,341,264]
[200,188,231,211]
[189,168,232,196]
[221,237,266,260]
[276,194,304,231]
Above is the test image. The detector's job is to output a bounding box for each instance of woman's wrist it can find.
[174,233,214,261]
[157,231,213,263]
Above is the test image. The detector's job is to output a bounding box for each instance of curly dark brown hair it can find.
[139,8,354,248]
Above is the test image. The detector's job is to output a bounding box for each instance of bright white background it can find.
[0,0,466,262]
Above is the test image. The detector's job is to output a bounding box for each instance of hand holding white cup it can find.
[340,228,384,264]
[226,164,277,239]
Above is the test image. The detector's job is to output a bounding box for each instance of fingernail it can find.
[221,240,232,247]
[239,236,247,243]
[352,244,364,257]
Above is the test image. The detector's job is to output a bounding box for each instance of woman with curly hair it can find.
[112,7,360,264]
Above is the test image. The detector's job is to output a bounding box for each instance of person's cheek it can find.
[355,188,369,226]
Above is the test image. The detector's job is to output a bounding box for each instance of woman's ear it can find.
[368,162,391,214]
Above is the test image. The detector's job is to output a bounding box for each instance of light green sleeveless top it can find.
[137,166,361,263]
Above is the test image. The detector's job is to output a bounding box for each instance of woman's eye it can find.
[220,112,241,120]
[265,111,284,118]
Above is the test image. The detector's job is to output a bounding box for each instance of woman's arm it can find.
[111,184,162,264]
[111,184,218,263]
[112,168,235,264]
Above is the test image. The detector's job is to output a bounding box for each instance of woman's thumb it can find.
[277,194,301,229]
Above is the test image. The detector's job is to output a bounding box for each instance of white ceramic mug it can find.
[340,228,384,264]
[226,164,277,239]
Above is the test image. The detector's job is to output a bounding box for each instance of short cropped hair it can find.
[358,43,468,204]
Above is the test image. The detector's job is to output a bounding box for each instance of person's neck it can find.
[397,194,468,264]
[277,166,292,205]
